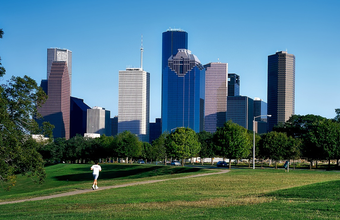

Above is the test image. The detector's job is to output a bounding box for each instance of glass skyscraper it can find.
[162,30,205,133]
[267,51,295,131]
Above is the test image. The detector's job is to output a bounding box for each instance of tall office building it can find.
[204,62,228,133]
[228,73,240,96]
[162,48,205,133]
[227,96,254,130]
[118,68,150,142]
[267,51,295,131]
[162,29,188,71]
[47,48,72,92]
[38,61,71,139]
[87,106,111,136]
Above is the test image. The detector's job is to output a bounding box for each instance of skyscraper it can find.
[118,68,150,142]
[227,96,254,130]
[267,51,295,131]
[162,29,188,71]
[47,48,72,92]
[87,106,111,136]
[204,62,228,133]
[38,61,70,139]
[228,73,240,96]
[162,48,205,133]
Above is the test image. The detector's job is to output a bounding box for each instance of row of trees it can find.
[39,113,340,171]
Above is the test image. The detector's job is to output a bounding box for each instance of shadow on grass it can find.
[54,165,202,182]
[264,180,340,200]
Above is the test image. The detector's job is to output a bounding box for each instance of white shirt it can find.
[91,164,102,175]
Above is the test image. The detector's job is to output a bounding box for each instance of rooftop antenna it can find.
[140,35,144,70]
[218,58,220,63]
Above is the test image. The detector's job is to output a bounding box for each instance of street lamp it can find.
[253,115,271,169]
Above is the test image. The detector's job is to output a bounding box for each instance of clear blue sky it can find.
[1,0,339,122]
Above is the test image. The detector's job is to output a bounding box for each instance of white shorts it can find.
[93,174,99,180]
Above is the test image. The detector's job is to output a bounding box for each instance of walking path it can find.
[0,169,229,205]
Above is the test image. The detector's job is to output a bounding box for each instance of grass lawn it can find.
[1,164,340,219]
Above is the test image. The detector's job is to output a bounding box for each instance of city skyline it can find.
[1,1,339,122]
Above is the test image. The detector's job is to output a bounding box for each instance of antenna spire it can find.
[140,35,144,70]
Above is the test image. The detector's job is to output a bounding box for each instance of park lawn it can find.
[0,163,212,202]
[1,168,340,219]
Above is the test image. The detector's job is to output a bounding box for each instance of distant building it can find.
[84,133,101,138]
[267,51,295,131]
[162,48,205,133]
[70,97,91,138]
[228,73,240,96]
[118,68,150,142]
[227,96,254,130]
[204,62,228,133]
[253,98,268,134]
[149,118,162,144]
[111,116,118,136]
[38,61,70,139]
[87,107,111,136]
[47,48,72,93]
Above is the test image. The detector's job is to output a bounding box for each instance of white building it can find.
[47,48,72,92]
[118,67,150,142]
[87,106,111,136]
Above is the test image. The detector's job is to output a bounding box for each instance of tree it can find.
[259,131,298,169]
[165,127,201,166]
[0,29,50,189]
[274,114,328,168]
[197,131,214,165]
[212,121,252,169]
[150,132,168,164]
[114,131,142,163]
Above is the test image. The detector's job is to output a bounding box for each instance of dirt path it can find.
[0,169,229,205]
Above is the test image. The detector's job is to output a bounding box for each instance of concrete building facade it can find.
[87,106,111,136]
[118,68,150,142]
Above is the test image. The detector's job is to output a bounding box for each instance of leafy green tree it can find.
[197,131,214,165]
[165,127,201,166]
[274,114,328,168]
[140,142,152,162]
[259,131,298,169]
[114,131,142,163]
[0,29,49,189]
[212,121,252,169]
[150,132,168,164]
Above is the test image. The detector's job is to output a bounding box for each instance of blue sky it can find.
[1,0,339,122]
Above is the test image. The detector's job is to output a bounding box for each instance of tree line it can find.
[37,112,340,171]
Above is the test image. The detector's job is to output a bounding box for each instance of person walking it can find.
[91,161,102,190]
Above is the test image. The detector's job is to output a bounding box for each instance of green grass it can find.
[1,164,340,219]
[0,163,211,202]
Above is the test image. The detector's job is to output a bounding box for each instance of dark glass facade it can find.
[226,96,253,130]
[228,73,240,96]
[162,30,188,71]
[149,118,162,144]
[70,96,90,138]
[162,49,205,133]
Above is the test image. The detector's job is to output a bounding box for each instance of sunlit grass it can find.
[1,165,340,219]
